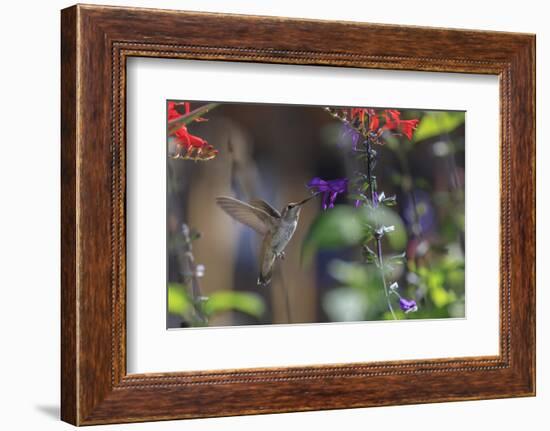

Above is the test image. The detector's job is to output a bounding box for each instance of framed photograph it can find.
[61,4,535,425]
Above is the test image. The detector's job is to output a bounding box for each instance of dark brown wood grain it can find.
[61,4,536,425]
[60,5,77,425]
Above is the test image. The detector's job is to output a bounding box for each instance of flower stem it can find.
[365,138,376,204]
[324,107,401,320]
[364,133,396,320]
[181,224,208,324]
[376,234,397,320]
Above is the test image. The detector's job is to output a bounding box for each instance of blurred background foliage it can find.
[167,102,465,328]
[168,283,265,325]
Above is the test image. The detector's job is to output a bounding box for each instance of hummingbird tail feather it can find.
[257,269,272,287]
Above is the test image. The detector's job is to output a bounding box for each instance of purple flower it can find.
[399,297,418,313]
[307,177,348,210]
[342,124,361,150]
[372,191,379,207]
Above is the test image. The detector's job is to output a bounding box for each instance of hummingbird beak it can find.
[296,193,319,206]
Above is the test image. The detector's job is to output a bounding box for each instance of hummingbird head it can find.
[281,194,316,219]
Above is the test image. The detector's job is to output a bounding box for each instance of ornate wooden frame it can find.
[61,4,536,425]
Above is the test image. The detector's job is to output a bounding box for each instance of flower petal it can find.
[399,297,418,313]
[321,192,328,210]
[367,108,379,130]
[168,101,182,120]
[328,191,338,208]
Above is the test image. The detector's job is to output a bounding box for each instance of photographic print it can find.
[166,101,465,328]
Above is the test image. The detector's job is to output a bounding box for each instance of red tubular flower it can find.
[350,108,382,132]
[168,101,191,120]
[382,110,403,133]
[168,101,208,123]
[382,109,419,140]
[367,108,379,131]
[399,119,420,140]
[175,126,208,148]
[350,108,366,124]
[167,101,217,161]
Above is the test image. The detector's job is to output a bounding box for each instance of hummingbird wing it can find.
[216,196,275,235]
[249,199,281,219]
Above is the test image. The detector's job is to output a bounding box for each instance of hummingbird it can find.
[216,194,316,286]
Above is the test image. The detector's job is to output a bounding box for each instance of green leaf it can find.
[347,193,367,202]
[167,283,191,317]
[301,204,407,265]
[430,285,457,308]
[389,251,407,263]
[167,102,220,135]
[301,205,365,265]
[203,290,265,318]
[361,245,378,264]
[328,259,370,287]
[413,111,465,142]
[382,195,397,207]
[360,182,370,192]
[359,205,407,250]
